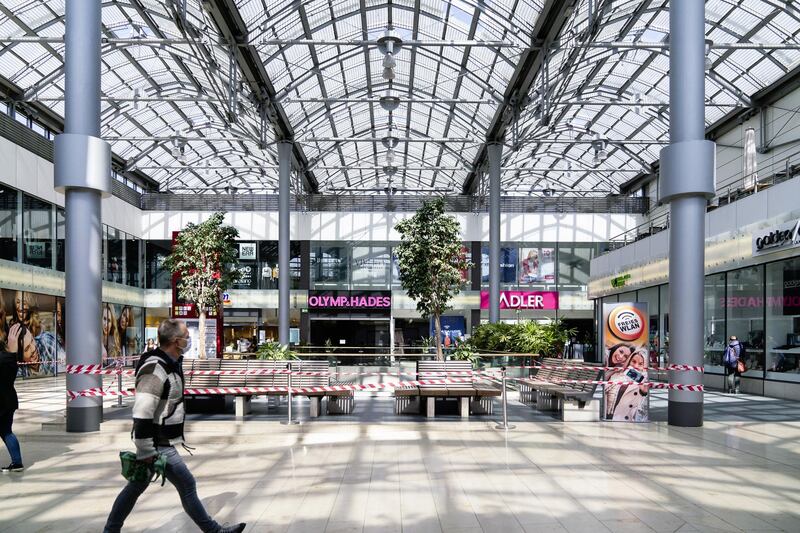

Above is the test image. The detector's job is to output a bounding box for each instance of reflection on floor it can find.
[2,375,800,532]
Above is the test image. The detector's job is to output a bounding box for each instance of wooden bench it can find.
[394,360,501,418]
[183,359,354,418]
[517,359,603,421]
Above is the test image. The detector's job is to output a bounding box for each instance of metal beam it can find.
[202,0,319,193]
[462,0,575,194]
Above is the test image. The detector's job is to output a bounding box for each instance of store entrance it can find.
[310,319,390,354]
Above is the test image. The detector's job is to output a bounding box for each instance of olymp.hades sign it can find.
[308,291,391,310]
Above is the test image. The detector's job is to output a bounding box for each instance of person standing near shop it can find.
[723,335,744,394]
[0,338,23,472]
[103,319,245,533]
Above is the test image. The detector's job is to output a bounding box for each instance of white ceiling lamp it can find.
[633,92,642,115]
[704,39,714,72]
[386,148,396,165]
[379,91,401,111]
[132,87,144,110]
[591,133,608,166]
[378,28,403,82]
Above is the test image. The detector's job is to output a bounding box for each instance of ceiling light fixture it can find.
[633,92,642,115]
[591,133,608,166]
[704,39,714,72]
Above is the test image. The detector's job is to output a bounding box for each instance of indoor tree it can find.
[163,212,239,359]
[395,198,472,360]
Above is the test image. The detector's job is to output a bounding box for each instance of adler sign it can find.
[480,290,559,310]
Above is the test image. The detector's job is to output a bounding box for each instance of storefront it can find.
[307,291,392,354]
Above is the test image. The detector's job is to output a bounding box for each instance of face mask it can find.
[178,335,192,355]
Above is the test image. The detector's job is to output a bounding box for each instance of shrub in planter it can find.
[256,341,299,360]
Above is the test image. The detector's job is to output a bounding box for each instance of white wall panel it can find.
[0,137,17,187]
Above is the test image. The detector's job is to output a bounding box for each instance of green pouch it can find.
[119,451,168,486]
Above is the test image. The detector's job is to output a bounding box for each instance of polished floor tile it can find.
[2,377,800,532]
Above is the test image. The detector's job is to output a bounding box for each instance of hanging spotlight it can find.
[132,87,144,110]
[633,92,642,115]
[386,148,396,165]
[704,39,714,72]
[382,66,395,81]
[591,133,608,165]
[377,28,403,82]
[171,145,181,158]
[383,51,396,69]
[379,91,401,112]
[204,160,211,177]
[177,149,187,164]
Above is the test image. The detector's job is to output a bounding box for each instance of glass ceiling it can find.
[0,0,798,196]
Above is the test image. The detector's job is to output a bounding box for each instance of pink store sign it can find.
[480,290,559,310]
[308,292,391,309]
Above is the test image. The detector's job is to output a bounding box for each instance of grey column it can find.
[487,142,502,324]
[278,141,292,346]
[56,0,111,432]
[661,0,716,427]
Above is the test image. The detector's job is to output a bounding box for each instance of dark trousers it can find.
[725,365,741,393]
[104,446,221,533]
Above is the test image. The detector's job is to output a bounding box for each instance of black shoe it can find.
[1,463,24,472]
[219,523,245,533]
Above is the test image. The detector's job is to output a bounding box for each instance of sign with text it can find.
[752,219,800,256]
[479,290,559,310]
[602,302,650,423]
[308,291,392,311]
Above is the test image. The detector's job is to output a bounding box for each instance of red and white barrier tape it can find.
[66,376,484,400]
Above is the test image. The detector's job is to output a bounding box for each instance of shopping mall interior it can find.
[1,1,800,531]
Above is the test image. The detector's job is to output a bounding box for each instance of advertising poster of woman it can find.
[519,247,555,285]
[101,302,121,363]
[603,302,650,422]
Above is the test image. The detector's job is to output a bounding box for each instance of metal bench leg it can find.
[459,397,469,418]
[426,397,436,418]
[309,397,321,418]
[235,396,252,419]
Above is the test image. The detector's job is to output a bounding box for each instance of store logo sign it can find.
[753,219,800,256]
[239,242,256,260]
[480,290,559,310]
[308,291,391,309]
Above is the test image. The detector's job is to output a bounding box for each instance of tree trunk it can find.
[198,310,206,359]
[434,314,443,361]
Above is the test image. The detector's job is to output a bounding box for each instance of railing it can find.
[604,150,800,250]
[140,193,650,214]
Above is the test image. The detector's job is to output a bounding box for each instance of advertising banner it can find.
[479,290,559,310]
[602,302,650,422]
[519,247,555,284]
[430,315,467,347]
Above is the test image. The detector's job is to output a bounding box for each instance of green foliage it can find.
[163,212,240,316]
[470,320,576,356]
[395,198,472,359]
[256,341,299,360]
[450,342,481,368]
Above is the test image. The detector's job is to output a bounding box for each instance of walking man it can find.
[723,335,744,394]
[104,319,245,532]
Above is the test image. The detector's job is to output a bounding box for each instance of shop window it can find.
[727,266,765,376]
[145,240,172,289]
[259,241,301,289]
[312,245,349,288]
[704,273,726,372]
[352,246,391,289]
[22,194,52,269]
[766,258,800,381]
[557,245,593,290]
[637,286,661,368]
[232,241,258,289]
[55,207,65,272]
[106,226,123,283]
[125,233,142,287]
[0,186,18,262]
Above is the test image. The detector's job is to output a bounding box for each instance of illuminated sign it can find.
[611,273,631,288]
[479,290,559,310]
[308,291,391,310]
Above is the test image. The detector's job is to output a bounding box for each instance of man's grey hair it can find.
[158,319,186,346]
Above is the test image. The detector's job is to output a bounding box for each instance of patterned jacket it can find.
[131,349,185,459]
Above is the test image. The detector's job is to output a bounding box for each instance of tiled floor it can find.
[2,377,800,532]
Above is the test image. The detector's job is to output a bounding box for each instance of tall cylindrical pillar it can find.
[487,142,502,324]
[278,141,292,346]
[661,0,716,427]
[57,0,111,432]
